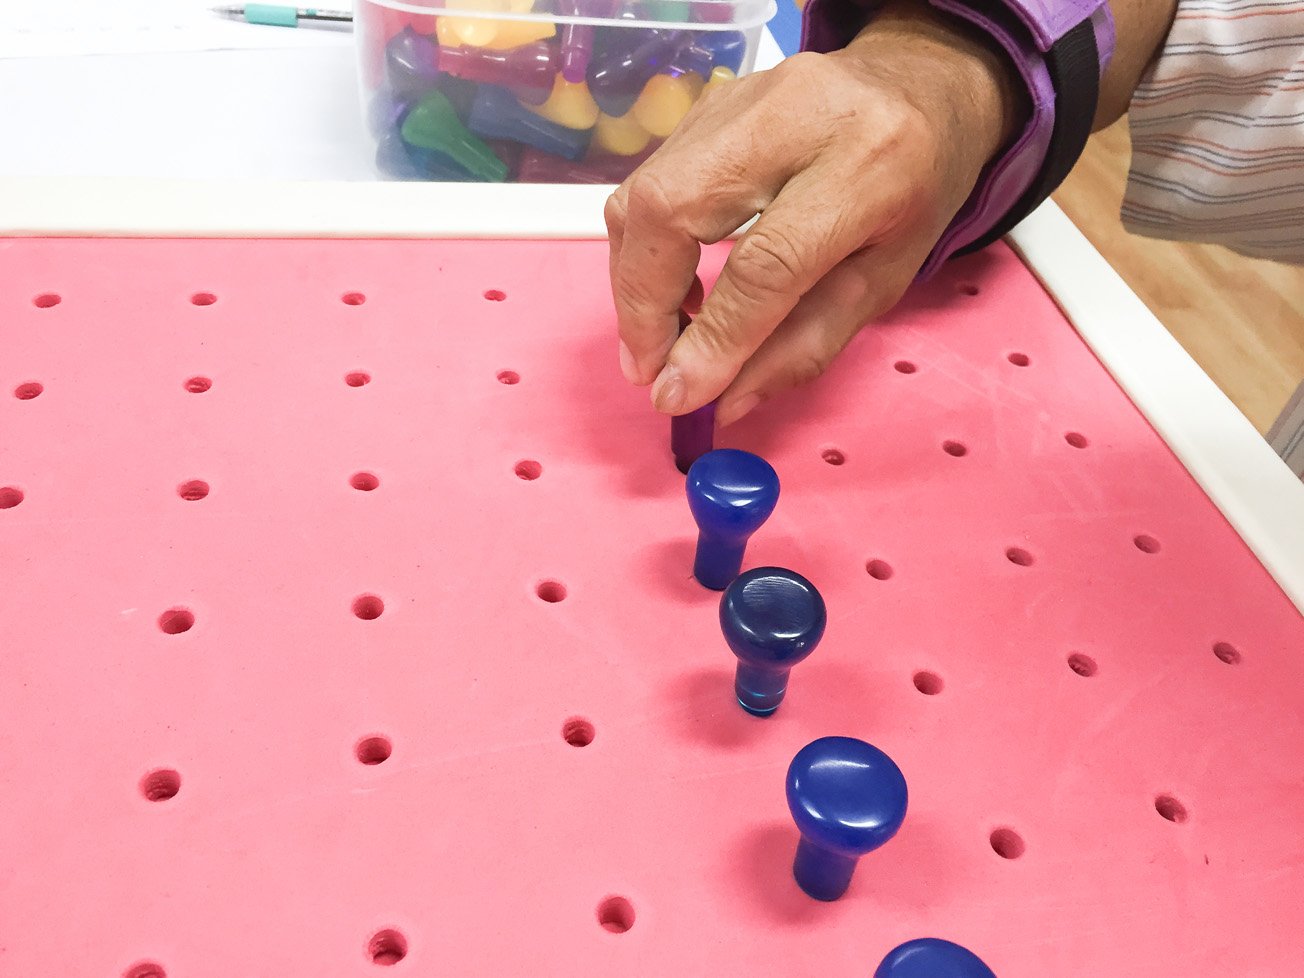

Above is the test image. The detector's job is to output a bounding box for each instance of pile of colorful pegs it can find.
[356,0,758,183]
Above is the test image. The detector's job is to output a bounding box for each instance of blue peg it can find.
[720,567,825,716]
[685,449,779,590]
[875,939,996,978]
[698,29,746,73]
[786,737,908,901]
[467,85,593,162]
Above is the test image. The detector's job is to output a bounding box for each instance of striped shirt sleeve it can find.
[1121,0,1304,262]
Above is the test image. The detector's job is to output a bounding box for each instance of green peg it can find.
[642,0,691,20]
[400,90,509,183]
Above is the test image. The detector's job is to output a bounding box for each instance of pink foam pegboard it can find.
[1,237,1302,978]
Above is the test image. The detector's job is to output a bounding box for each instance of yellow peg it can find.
[529,76,601,130]
[705,66,736,92]
[594,112,652,156]
[437,8,556,50]
[631,73,701,139]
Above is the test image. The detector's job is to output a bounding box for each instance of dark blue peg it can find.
[786,737,908,901]
[720,567,825,716]
[685,449,779,590]
[467,85,593,162]
[875,939,996,978]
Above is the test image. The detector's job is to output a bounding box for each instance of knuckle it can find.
[786,350,833,388]
[774,51,825,84]
[732,226,808,293]
[623,171,678,228]
[604,191,628,236]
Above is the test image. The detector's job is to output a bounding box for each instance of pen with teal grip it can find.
[213,5,353,27]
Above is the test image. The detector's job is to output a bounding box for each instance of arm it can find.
[1097,0,1177,126]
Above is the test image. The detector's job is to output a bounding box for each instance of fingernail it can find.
[652,366,686,414]
[717,392,760,428]
[618,340,640,383]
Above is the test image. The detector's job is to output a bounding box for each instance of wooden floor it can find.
[1053,119,1304,435]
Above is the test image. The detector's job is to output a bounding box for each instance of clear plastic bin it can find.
[356,0,775,183]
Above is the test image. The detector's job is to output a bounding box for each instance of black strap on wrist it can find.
[956,19,1101,255]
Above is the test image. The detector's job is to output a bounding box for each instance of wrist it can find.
[841,0,1027,166]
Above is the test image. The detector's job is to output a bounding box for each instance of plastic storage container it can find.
[356,0,775,183]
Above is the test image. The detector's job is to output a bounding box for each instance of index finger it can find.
[606,112,797,385]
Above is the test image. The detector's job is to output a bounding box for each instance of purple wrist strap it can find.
[801,0,1115,276]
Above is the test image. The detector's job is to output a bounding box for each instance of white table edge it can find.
[3,177,1301,614]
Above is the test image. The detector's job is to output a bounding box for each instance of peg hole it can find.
[353,594,385,620]
[497,369,520,385]
[351,472,380,492]
[14,382,43,400]
[515,460,542,481]
[345,371,372,387]
[185,376,212,393]
[368,929,407,965]
[821,447,846,466]
[190,292,217,306]
[893,360,916,374]
[1065,431,1088,448]
[1213,641,1241,665]
[484,289,507,302]
[562,717,595,747]
[597,896,635,934]
[1007,352,1030,367]
[1155,795,1188,823]
[912,671,943,695]
[158,608,194,634]
[341,292,367,306]
[0,487,24,509]
[178,480,210,501]
[355,736,392,766]
[1005,547,1034,567]
[123,963,167,978]
[942,440,968,457]
[990,827,1025,860]
[1134,534,1161,554]
[33,293,61,308]
[959,283,980,297]
[1067,653,1098,677]
[536,580,567,603]
[865,559,893,581]
[140,769,181,802]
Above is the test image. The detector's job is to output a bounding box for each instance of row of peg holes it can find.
[25,289,511,309]
[121,895,635,975]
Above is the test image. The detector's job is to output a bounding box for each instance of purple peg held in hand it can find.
[385,26,442,98]
[670,290,713,473]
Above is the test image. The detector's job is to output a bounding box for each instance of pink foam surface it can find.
[1,237,1302,978]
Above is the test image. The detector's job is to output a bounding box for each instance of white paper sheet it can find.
[2,0,355,59]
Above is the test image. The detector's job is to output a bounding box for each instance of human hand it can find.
[605,0,1024,426]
